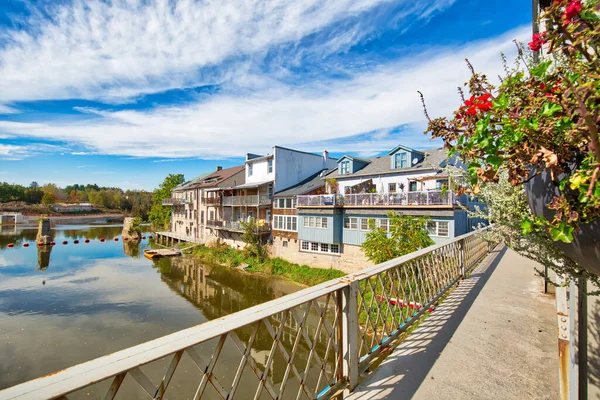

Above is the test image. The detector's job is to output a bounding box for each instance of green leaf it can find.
[550,224,574,243]
[541,102,562,117]
[530,61,552,78]
[521,219,533,235]
[487,155,503,168]
[492,93,509,110]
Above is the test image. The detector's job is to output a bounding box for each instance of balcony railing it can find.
[296,190,453,207]
[222,195,271,207]
[206,219,271,233]
[0,228,493,400]
[162,198,188,206]
[203,197,222,206]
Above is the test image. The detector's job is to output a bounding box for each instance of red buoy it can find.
[100,238,105,242]
[123,237,129,241]
[142,236,146,239]
[62,241,68,245]
[73,240,79,244]
[50,242,56,246]
[37,242,44,247]
[84,239,90,243]
[114,238,119,242]
[7,243,14,248]
[148,235,153,239]
[23,243,29,248]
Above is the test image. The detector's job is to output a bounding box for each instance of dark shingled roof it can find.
[325,148,448,179]
[274,169,333,197]
[174,166,245,191]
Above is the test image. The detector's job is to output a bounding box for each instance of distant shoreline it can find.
[13,214,125,227]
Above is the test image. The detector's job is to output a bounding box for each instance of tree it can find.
[241,217,266,260]
[362,213,434,264]
[24,188,44,204]
[148,174,185,229]
[41,192,56,206]
[68,189,79,202]
[29,181,39,189]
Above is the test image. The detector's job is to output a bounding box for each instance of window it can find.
[378,219,389,232]
[282,241,288,248]
[275,198,295,209]
[248,163,253,176]
[360,218,369,231]
[321,218,328,228]
[426,221,450,237]
[303,216,327,229]
[344,217,358,229]
[389,183,397,193]
[273,215,297,232]
[344,186,351,194]
[267,183,273,198]
[268,159,273,173]
[315,217,322,228]
[394,152,408,169]
[303,217,310,227]
[308,217,315,227]
[340,160,350,175]
[285,198,293,208]
[300,241,341,255]
[409,181,418,192]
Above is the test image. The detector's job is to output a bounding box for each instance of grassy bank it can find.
[189,244,346,286]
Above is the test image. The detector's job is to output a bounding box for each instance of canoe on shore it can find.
[144,248,181,260]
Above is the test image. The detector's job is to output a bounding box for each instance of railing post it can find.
[459,239,465,278]
[340,281,359,396]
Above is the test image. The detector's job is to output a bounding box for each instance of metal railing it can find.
[207,219,272,233]
[0,228,492,400]
[162,198,190,206]
[204,197,222,206]
[296,190,453,207]
[156,231,201,243]
[222,195,272,206]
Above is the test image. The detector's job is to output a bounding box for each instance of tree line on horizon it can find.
[0,181,153,220]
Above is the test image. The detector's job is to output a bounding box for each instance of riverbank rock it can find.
[236,263,250,271]
[122,217,142,241]
[36,218,52,245]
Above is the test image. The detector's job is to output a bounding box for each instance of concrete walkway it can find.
[348,245,559,400]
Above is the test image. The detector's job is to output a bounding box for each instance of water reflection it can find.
[0,225,303,392]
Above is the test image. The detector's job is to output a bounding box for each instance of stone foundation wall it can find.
[269,236,373,274]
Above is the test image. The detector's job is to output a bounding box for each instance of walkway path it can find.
[348,245,558,400]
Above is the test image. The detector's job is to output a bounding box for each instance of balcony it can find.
[296,190,454,208]
[162,198,189,206]
[222,195,271,207]
[206,219,271,234]
[203,197,222,206]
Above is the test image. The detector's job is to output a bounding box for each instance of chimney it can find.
[323,150,329,163]
[216,166,222,171]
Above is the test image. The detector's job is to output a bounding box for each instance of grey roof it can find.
[338,155,371,164]
[325,148,448,179]
[274,169,332,197]
[173,172,213,191]
[233,179,273,189]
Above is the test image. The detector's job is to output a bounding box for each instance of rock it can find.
[236,263,250,271]
[122,217,142,241]
[36,219,52,244]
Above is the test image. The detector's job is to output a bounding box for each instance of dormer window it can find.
[340,160,350,175]
[394,153,407,169]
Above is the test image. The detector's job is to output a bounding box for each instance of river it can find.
[0,224,307,397]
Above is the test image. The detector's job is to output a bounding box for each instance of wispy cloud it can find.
[0,26,529,158]
[0,0,454,108]
[0,143,67,160]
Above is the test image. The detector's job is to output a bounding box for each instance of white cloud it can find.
[0,0,453,107]
[0,26,529,158]
[0,104,19,114]
[0,143,67,160]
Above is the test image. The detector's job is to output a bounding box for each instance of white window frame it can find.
[248,163,254,176]
[340,160,350,175]
[300,241,341,255]
[426,220,450,237]
[344,217,358,230]
[267,159,273,173]
[273,215,298,232]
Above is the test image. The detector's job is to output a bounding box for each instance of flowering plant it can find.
[421,0,600,244]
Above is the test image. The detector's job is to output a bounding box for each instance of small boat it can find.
[144,249,182,260]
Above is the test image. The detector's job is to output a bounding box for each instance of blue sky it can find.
[0,0,532,190]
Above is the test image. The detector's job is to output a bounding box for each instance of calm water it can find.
[0,224,303,394]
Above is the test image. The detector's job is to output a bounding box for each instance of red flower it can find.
[465,95,475,107]
[563,0,582,23]
[477,93,492,102]
[475,102,492,111]
[528,32,546,52]
[539,83,546,90]
[465,107,477,116]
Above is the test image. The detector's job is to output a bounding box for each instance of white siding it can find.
[246,157,274,184]
[273,147,337,193]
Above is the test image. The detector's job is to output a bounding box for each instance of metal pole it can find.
[569,280,578,400]
[578,277,588,400]
[556,275,570,400]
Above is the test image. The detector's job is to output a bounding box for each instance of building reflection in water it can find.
[157,256,337,393]
[37,245,52,270]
